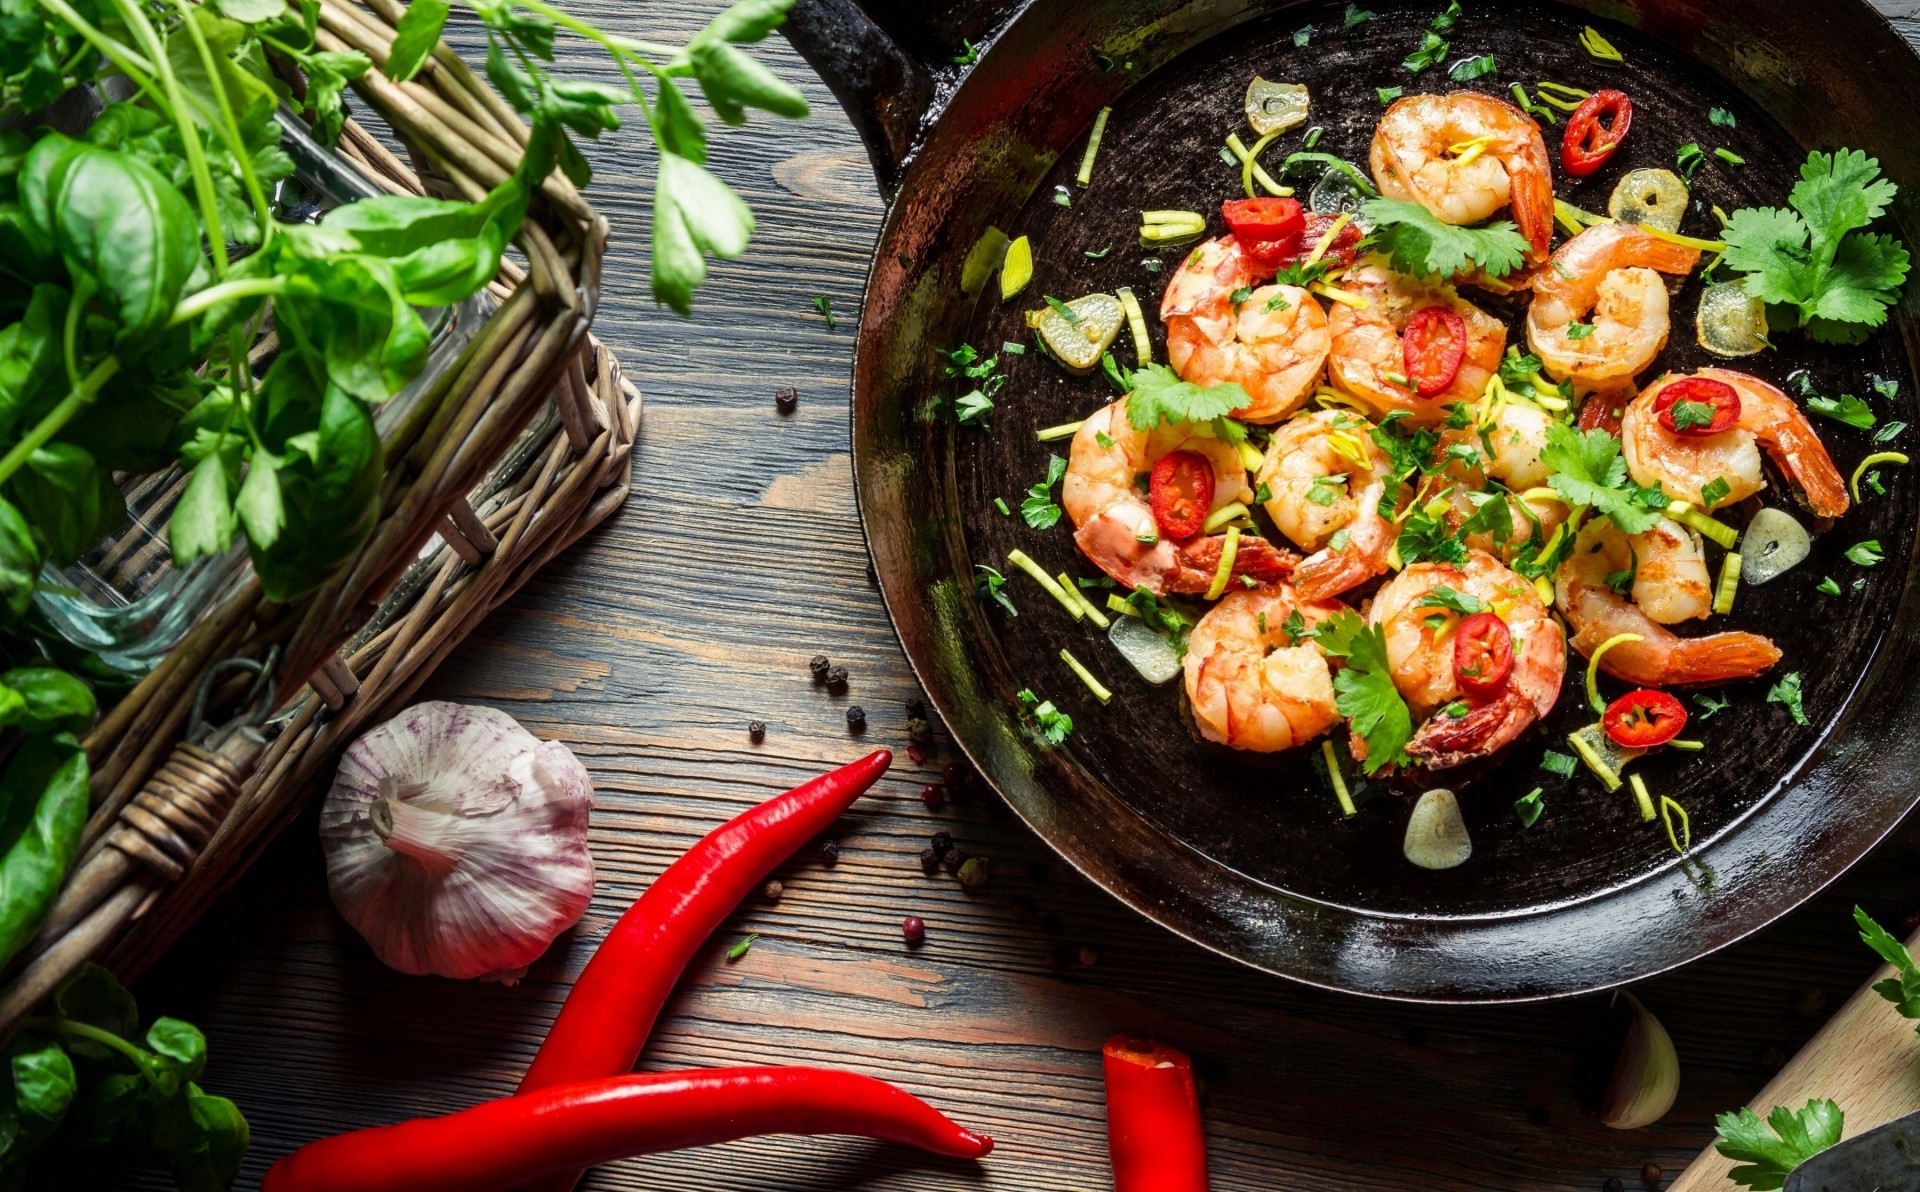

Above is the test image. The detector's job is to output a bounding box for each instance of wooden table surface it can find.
[123,3,1920,1189]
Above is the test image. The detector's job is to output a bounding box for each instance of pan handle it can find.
[781,0,1015,198]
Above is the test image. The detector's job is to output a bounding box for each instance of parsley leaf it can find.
[1313,610,1413,774]
[1281,608,1306,646]
[1668,398,1716,429]
[1816,575,1842,596]
[1403,31,1449,73]
[1713,1099,1844,1191]
[1676,142,1706,180]
[1845,538,1883,566]
[1416,585,1485,614]
[1539,750,1578,778]
[812,294,836,328]
[1293,25,1313,46]
[1376,85,1404,106]
[1449,53,1497,81]
[1541,423,1668,533]
[1125,364,1250,430]
[1430,0,1462,33]
[1344,3,1373,27]
[1856,905,1920,1033]
[1021,455,1068,529]
[1767,671,1808,725]
[1016,688,1074,745]
[1514,788,1544,827]
[1565,320,1596,341]
[975,565,1017,615]
[1693,691,1731,718]
[1710,106,1737,128]
[1807,392,1875,429]
[1721,149,1912,343]
[1397,508,1469,566]
[1361,197,1531,279]
[954,391,994,425]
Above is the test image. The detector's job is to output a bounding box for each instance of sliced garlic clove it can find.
[1601,991,1681,1129]
[1404,789,1472,870]
[1740,507,1811,585]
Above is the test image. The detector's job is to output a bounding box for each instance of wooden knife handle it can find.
[1670,924,1920,1191]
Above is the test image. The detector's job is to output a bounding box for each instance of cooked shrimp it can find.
[1370,92,1555,264]
[1555,517,1781,685]
[1526,223,1700,388]
[1622,369,1850,517]
[1064,397,1300,595]
[1255,409,1399,599]
[1368,551,1566,770]
[1184,584,1347,752]
[1327,260,1506,422]
[1434,401,1569,554]
[1162,237,1331,423]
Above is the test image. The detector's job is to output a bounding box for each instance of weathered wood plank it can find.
[116,4,1920,1190]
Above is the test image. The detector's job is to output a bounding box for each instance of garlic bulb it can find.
[321,702,595,983]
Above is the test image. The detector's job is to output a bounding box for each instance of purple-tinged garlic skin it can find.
[321,702,596,983]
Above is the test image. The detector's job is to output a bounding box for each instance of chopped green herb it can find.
[1808,392,1876,429]
[993,497,1011,516]
[1002,341,1026,354]
[1142,258,1163,272]
[1304,126,1324,149]
[1667,398,1716,429]
[1329,527,1352,552]
[1441,700,1469,718]
[1125,364,1250,430]
[1540,750,1579,778]
[1877,420,1908,442]
[1044,295,1080,325]
[1100,352,1132,395]
[1362,197,1530,279]
[1767,671,1808,725]
[1403,31,1450,74]
[1022,455,1069,529]
[1084,245,1112,260]
[1816,575,1842,596]
[1253,482,1274,504]
[1873,376,1900,401]
[1017,688,1074,744]
[1542,423,1669,533]
[1095,431,1116,449]
[1422,612,1449,632]
[1230,286,1252,305]
[1700,476,1732,506]
[1514,788,1545,827]
[1713,1099,1844,1191]
[1693,691,1731,718]
[1845,539,1884,567]
[1565,321,1596,341]
[952,38,979,65]
[1449,54,1497,82]
[1715,147,1746,166]
[1306,475,1346,506]
[813,294,837,328]
[1264,293,1292,312]
[1675,142,1706,180]
[1294,25,1313,47]
[954,391,995,426]
[1430,0,1462,33]
[1709,106,1737,128]
[1345,3,1374,27]
[1281,608,1306,645]
[1396,508,1469,566]
[976,565,1018,614]
[727,934,757,961]
[1376,85,1404,105]
[1053,185,1072,208]
[1415,585,1486,614]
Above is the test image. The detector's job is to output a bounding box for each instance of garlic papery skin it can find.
[1600,991,1680,1129]
[321,702,596,983]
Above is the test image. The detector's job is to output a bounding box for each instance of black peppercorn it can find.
[1603,1178,1625,1192]
[762,880,783,902]
[902,915,926,945]
[775,386,798,412]
[747,720,765,743]
[820,839,840,865]
[930,831,954,858]
[846,705,866,732]
[809,655,830,682]
[919,847,939,875]
[942,848,967,875]
[919,783,944,810]
[825,665,849,691]
[905,697,926,718]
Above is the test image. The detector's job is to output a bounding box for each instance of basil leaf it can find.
[12,442,123,565]
[147,1019,208,1082]
[321,175,527,306]
[0,736,88,968]
[0,498,41,626]
[0,669,96,736]
[170,453,236,568]
[10,1045,75,1124]
[54,963,139,1041]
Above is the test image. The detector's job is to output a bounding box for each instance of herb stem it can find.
[0,357,122,488]
[169,278,289,328]
[107,0,229,272]
[165,0,274,238]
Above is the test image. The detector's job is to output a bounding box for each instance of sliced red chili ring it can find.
[1452,611,1513,698]
[1403,305,1468,397]
[1562,88,1633,177]
[1653,376,1741,436]
[1221,196,1305,242]
[1602,689,1688,748]
[1149,450,1216,540]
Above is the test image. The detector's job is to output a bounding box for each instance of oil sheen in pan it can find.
[950,0,1915,918]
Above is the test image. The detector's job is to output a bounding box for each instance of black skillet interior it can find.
[804,0,1920,999]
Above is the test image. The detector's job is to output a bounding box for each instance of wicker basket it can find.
[0,0,638,1027]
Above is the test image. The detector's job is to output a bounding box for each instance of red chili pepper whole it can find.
[1561,88,1633,176]
[261,1067,993,1192]
[1104,1035,1209,1192]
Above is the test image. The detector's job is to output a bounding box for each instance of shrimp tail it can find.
[1292,510,1393,601]
[1507,146,1555,264]
[1607,630,1783,687]
[1407,690,1535,771]
[1165,534,1300,595]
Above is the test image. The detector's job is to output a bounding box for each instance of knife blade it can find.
[1784,1110,1920,1191]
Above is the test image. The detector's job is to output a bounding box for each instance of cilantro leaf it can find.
[1016,688,1074,745]
[1693,691,1731,718]
[1845,538,1883,567]
[1360,197,1530,279]
[1855,905,1920,1032]
[1539,750,1578,778]
[1402,30,1449,73]
[1021,455,1067,529]
[1396,508,1468,566]
[975,565,1017,616]
[1313,610,1413,773]
[1415,585,1485,614]
[1721,149,1912,342]
[1125,364,1249,430]
[1344,3,1373,27]
[954,390,994,425]
[1542,423,1667,533]
[1713,1099,1844,1190]
[1514,788,1544,827]
[1767,671,1807,725]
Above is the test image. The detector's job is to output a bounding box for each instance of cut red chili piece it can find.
[1221,196,1305,242]
[1240,234,1306,277]
[1453,611,1514,698]
[1603,689,1688,748]
[1562,88,1633,177]
[1403,305,1468,397]
[1300,211,1366,270]
[1653,376,1741,436]
[1104,1036,1209,1192]
[1150,450,1216,540]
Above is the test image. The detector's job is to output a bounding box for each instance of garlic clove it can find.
[1600,991,1681,1129]
[322,702,596,983]
[1404,789,1472,870]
